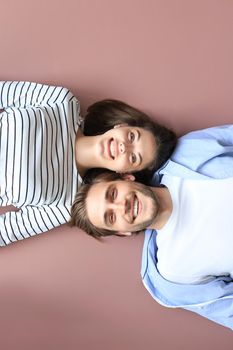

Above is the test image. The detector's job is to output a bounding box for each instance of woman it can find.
[0,81,176,246]
[80,99,177,184]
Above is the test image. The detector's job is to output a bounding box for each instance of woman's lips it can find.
[107,138,114,159]
[107,138,118,159]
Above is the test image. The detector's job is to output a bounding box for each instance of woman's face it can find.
[95,125,157,172]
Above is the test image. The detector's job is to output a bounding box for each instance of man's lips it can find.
[130,194,142,222]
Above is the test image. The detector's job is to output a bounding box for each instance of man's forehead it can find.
[88,181,110,197]
[86,182,107,227]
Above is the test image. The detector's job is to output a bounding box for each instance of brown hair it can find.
[83,99,177,173]
[70,172,131,238]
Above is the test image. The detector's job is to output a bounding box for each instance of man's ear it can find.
[121,173,135,181]
[113,123,128,129]
[117,231,132,237]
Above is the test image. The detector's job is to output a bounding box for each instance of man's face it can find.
[85,180,159,234]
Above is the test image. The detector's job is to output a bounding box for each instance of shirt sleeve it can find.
[180,124,233,145]
[166,124,233,179]
[0,81,76,109]
[185,296,233,330]
[0,205,68,246]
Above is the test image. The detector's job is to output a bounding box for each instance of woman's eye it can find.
[111,188,117,200]
[128,132,135,142]
[131,153,137,164]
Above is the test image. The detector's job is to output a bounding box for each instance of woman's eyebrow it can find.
[138,153,142,165]
[137,130,142,165]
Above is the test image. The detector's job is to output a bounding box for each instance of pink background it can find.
[1,0,233,348]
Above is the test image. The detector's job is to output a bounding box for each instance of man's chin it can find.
[132,216,156,232]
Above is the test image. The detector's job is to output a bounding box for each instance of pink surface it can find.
[0,0,233,349]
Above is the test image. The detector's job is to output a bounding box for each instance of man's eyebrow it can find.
[103,185,111,227]
[104,211,110,227]
[105,184,111,200]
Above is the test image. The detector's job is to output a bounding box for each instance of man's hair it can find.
[83,99,177,181]
[70,172,134,239]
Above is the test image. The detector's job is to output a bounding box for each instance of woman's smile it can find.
[103,138,123,160]
[108,138,118,159]
[93,125,157,172]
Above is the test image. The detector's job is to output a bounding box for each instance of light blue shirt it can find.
[153,124,233,182]
[141,125,233,330]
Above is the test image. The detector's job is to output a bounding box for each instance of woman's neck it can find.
[75,129,101,176]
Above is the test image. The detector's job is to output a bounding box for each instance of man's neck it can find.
[149,186,173,230]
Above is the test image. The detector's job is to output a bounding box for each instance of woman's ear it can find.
[121,173,135,181]
[113,123,129,129]
[115,172,135,181]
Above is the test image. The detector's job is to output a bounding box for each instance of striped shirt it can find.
[0,81,82,246]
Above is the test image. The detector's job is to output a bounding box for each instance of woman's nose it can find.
[119,142,126,154]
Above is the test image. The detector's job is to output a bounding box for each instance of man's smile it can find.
[128,193,141,222]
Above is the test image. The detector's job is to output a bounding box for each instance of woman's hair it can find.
[70,171,124,239]
[83,99,177,180]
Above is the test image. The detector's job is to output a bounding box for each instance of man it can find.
[70,171,233,330]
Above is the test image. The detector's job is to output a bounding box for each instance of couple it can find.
[0,80,176,244]
[1,81,233,330]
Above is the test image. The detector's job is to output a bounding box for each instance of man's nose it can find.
[109,201,125,212]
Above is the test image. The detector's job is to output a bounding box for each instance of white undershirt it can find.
[157,176,233,284]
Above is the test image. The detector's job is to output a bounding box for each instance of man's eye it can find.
[109,212,115,224]
[128,132,135,142]
[130,153,137,164]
